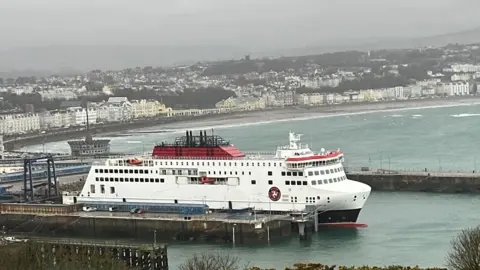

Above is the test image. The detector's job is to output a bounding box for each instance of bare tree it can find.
[179,252,248,270]
[447,226,480,270]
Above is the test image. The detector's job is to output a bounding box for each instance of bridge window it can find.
[317,180,322,185]
[323,180,328,184]
[282,172,286,176]
[293,172,297,176]
[110,187,115,194]
[328,179,333,183]
[90,185,95,193]
[302,181,307,185]
[160,178,165,183]
[95,169,98,173]
[100,177,104,182]
[314,171,319,176]
[114,178,119,182]
[120,178,124,182]
[95,177,99,182]
[291,181,296,186]
[325,170,330,175]
[330,169,334,173]
[308,172,313,176]
[285,181,290,185]
[114,169,118,173]
[268,171,272,176]
[251,180,256,185]
[100,185,105,194]
[299,172,303,176]
[311,180,316,185]
[287,172,292,176]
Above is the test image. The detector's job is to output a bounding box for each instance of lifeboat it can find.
[127,158,142,165]
[201,176,216,184]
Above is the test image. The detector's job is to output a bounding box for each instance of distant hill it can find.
[0,45,246,74]
[1,27,480,75]
[273,27,480,57]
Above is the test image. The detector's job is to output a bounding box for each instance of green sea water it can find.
[25,103,480,268]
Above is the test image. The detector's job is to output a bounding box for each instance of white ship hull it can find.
[63,131,372,224]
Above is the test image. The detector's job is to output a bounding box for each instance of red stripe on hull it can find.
[318,222,368,228]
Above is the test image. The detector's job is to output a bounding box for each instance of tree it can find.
[179,252,247,270]
[446,226,480,270]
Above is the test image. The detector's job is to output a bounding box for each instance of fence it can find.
[345,166,480,175]
[7,238,168,270]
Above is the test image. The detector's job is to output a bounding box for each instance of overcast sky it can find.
[1,0,480,51]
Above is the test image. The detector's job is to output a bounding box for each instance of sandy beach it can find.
[123,96,480,134]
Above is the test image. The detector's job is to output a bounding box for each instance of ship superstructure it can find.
[64,130,371,224]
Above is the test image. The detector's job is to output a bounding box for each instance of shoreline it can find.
[16,96,480,150]
[111,96,480,135]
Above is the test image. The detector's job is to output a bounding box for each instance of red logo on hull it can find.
[268,187,281,201]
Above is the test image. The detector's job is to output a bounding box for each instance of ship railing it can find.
[149,153,281,161]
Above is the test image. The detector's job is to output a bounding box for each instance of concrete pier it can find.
[0,205,292,245]
[347,168,480,193]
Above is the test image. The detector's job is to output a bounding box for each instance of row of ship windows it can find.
[95,168,308,178]
[95,177,165,183]
[96,168,253,176]
[287,158,341,169]
[118,160,284,168]
[308,167,344,176]
[311,175,347,185]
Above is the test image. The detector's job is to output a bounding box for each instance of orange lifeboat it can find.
[127,158,142,165]
[201,176,215,184]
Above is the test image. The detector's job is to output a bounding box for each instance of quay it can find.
[0,203,293,245]
[347,168,480,193]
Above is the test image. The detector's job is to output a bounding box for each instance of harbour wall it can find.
[0,212,292,245]
[347,170,480,193]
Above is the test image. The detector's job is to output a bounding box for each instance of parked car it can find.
[130,208,144,214]
[82,206,97,212]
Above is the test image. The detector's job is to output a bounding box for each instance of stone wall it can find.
[347,172,480,193]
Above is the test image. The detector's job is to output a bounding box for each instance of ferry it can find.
[63,130,371,224]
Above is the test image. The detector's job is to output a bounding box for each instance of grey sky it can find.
[1,0,479,51]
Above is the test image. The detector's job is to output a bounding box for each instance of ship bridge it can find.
[277,132,344,171]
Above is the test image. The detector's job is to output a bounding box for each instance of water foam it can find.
[450,113,480,118]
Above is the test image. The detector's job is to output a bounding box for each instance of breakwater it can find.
[347,168,480,193]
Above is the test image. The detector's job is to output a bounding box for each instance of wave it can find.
[391,114,403,117]
[451,113,480,118]
[162,101,480,136]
